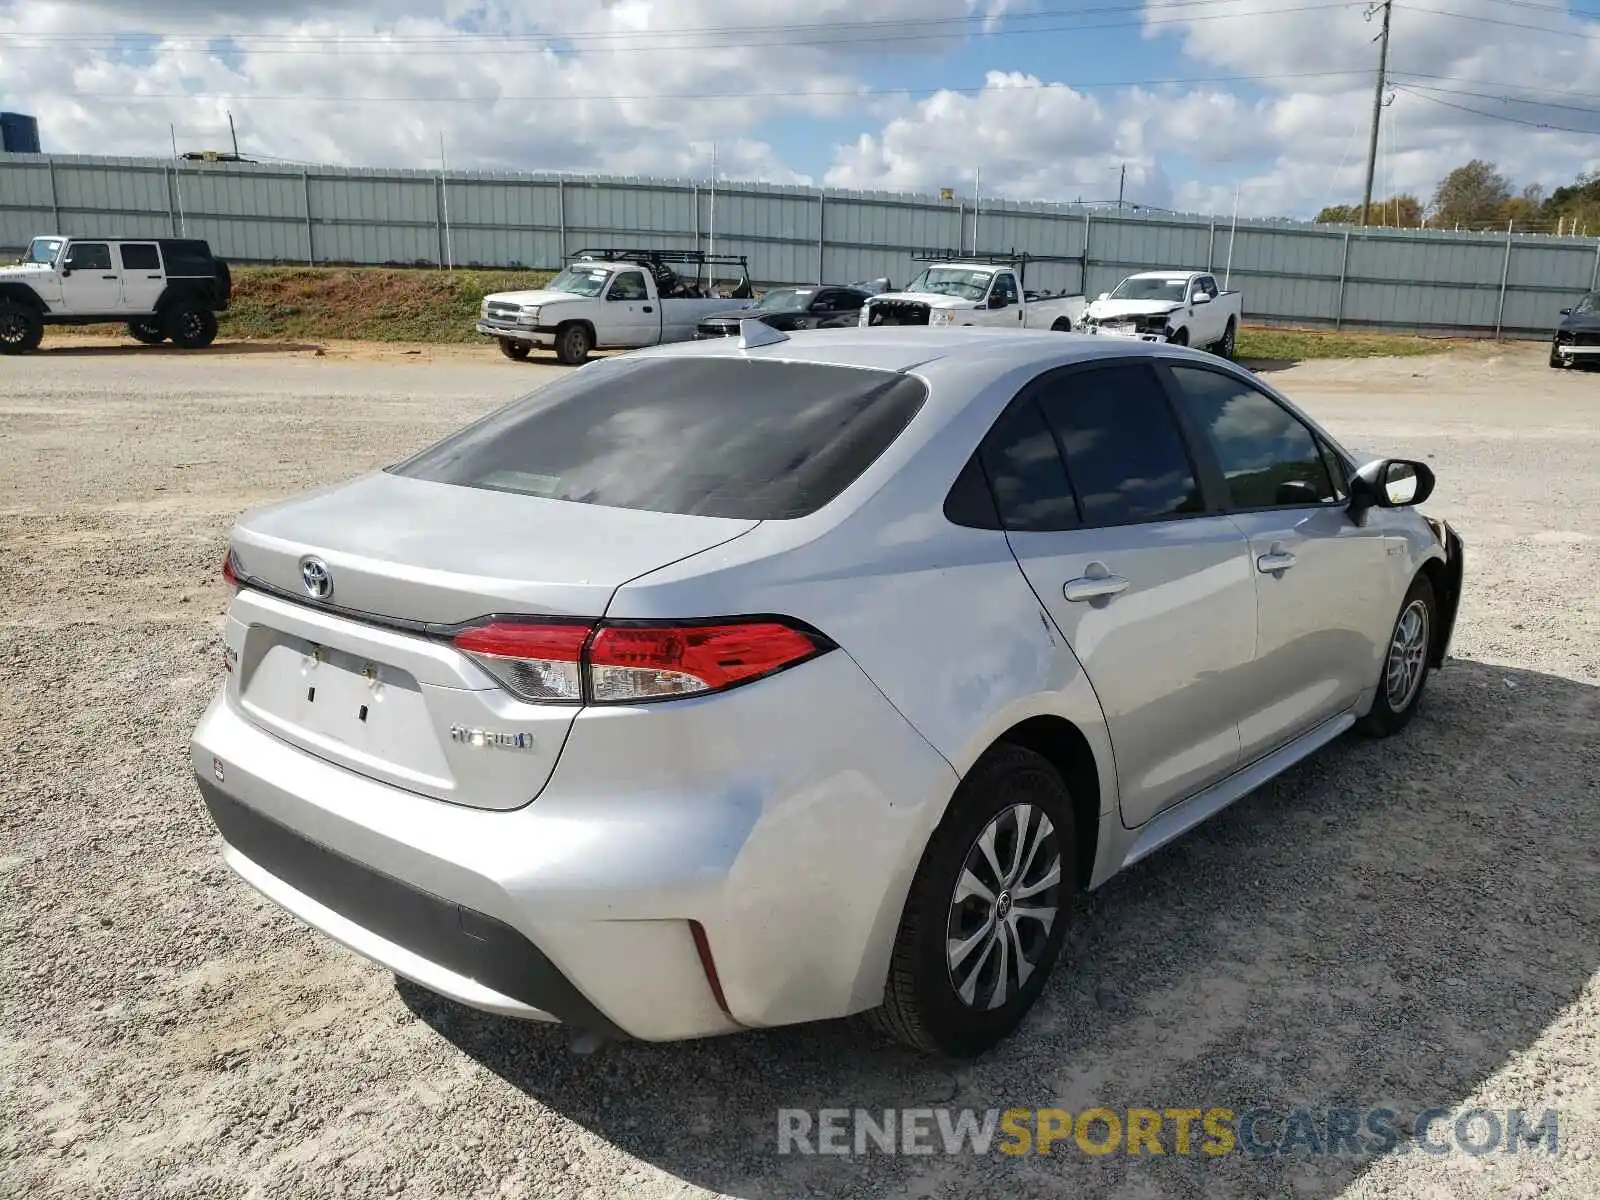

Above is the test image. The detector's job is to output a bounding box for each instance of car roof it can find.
[1129,270,1197,280]
[629,326,1197,375]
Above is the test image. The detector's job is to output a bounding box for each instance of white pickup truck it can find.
[1080,270,1243,358]
[858,252,1088,333]
[476,249,755,364]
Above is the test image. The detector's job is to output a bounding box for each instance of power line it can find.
[1395,79,1600,116]
[0,1,1362,56]
[1392,84,1600,134]
[1402,3,1600,40]
[41,68,1383,106]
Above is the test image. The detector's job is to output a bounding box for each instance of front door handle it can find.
[102,274,118,280]
[1064,563,1130,603]
[1257,541,1297,573]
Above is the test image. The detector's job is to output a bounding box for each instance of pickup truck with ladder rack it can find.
[476,248,756,364]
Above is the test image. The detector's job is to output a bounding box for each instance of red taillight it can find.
[222,549,240,591]
[589,622,825,702]
[450,618,829,705]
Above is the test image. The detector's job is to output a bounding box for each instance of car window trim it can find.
[1024,357,1225,531]
[1154,358,1347,516]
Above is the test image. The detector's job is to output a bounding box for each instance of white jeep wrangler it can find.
[0,235,233,354]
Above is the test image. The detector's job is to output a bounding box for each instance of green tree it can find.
[1431,160,1513,228]
[1543,171,1600,234]
[1314,195,1421,226]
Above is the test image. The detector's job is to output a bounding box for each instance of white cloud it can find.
[2,0,1598,220]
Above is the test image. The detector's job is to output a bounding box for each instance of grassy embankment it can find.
[78,265,1465,359]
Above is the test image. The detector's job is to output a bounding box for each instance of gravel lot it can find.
[2,337,1597,1199]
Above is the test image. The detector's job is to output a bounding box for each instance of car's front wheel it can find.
[1550,342,1570,369]
[871,744,1076,1057]
[1358,573,1438,737]
[0,301,44,354]
[498,337,532,361]
[554,323,592,366]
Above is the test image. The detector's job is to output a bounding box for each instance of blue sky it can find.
[2,1,1597,220]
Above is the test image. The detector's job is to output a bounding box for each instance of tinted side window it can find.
[120,243,160,271]
[1167,366,1337,509]
[1196,275,1219,298]
[992,274,1019,305]
[390,357,927,521]
[1036,363,1205,525]
[977,399,1079,532]
[66,242,112,271]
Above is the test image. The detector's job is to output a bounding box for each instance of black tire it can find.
[1357,572,1438,738]
[870,744,1077,1057]
[1169,327,1189,347]
[1549,343,1569,369]
[1214,319,1237,360]
[498,338,532,361]
[165,303,218,349]
[554,323,592,366]
[127,319,166,346]
[0,301,44,354]
[1050,317,1073,333]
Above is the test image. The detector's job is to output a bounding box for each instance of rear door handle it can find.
[1064,564,1130,603]
[642,305,654,313]
[1257,542,1297,573]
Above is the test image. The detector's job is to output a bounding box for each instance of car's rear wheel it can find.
[165,303,218,349]
[870,744,1076,1057]
[1050,317,1073,332]
[1358,573,1437,737]
[498,337,532,361]
[0,301,44,354]
[127,319,166,345]
[1214,319,1237,360]
[554,323,592,366]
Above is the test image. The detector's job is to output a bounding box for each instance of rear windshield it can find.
[389,356,928,520]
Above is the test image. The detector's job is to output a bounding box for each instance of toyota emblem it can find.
[299,556,333,600]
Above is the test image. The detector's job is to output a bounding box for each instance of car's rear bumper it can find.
[190,648,957,1042]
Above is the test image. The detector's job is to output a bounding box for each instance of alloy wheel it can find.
[1386,598,1430,711]
[945,804,1063,1011]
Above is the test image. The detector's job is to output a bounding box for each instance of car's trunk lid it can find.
[223,471,757,809]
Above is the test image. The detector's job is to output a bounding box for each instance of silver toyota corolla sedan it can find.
[192,324,1463,1057]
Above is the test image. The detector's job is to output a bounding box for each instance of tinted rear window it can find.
[389,357,928,520]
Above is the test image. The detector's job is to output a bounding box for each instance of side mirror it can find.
[1560,308,1572,316]
[1192,291,1211,304]
[988,293,1008,309]
[60,264,73,277]
[1348,458,1435,516]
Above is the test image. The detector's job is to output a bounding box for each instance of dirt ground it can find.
[1,336,1597,1200]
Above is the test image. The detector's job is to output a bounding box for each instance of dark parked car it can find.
[1550,291,1600,369]
[695,285,874,338]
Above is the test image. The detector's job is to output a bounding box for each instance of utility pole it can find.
[1118,164,1126,210]
[1360,0,1393,227]
[227,111,239,158]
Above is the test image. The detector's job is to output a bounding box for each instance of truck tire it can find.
[1169,327,1189,347]
[127,320,166,346]
[1214,319,1237,360]
[554,322,592,366]
[498,338,532,361]
[1549,343,1569,369]
[0,301,44,354]
[1050,317,1073,332]
[166,303,219,349]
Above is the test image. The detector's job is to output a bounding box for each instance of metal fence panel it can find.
[3,153,1597,337]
